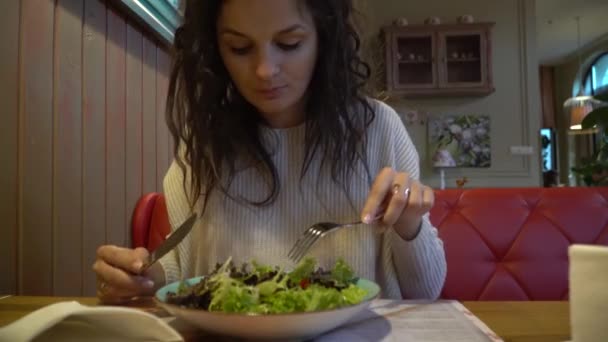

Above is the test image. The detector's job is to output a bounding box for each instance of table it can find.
[0,296,570,342]
[463,301,570,342]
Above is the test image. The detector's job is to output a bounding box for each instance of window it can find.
[583,52,608,96]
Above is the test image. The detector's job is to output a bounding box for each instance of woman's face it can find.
[217,0,318,128]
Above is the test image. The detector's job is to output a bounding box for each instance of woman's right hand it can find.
[92,245,163,304]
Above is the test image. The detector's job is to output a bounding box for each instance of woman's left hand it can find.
[361,167,434,240]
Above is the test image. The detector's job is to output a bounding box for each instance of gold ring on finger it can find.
[392,183,402,194]
[97,279,109,294]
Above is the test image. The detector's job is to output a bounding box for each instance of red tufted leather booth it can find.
[131,187,608,300]
[432,187,608,301]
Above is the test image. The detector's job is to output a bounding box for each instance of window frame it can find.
[115,0,184,45]
[582,51,608,97]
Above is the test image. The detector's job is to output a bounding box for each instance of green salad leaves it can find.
[166,257,368,314]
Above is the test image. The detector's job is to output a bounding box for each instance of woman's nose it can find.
[255,48,280,81]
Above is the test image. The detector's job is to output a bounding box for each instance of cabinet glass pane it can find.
[396,36,433,86]
[445,34,481,83]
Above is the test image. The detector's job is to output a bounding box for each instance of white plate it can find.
[154,276,380,340]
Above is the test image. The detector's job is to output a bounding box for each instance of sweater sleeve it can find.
[158,150,196,284]
[375,101,447,299]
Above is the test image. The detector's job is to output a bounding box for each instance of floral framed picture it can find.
[116,0,184,45]
[428,114,491,168]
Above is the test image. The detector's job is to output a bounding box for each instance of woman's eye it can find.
[277,42,301,51]
[230,46,251,55]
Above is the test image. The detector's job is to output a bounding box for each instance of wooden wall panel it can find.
[106,7,127,247]
[126,24,144,246]
[165,51,174,172]
[0,0,20,295]
[19,0,55,295]
[2,0,172,296]
[53,0,84,296]
[156,48,170,191]
[82,0,107,296]
[167,51,174,173]
[142,37,158,194]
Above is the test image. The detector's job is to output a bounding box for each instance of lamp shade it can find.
[564,94,600,130]
[562,17,598,131]
[569,103,593,130]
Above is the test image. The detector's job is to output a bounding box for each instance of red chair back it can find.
[131,192,171,251]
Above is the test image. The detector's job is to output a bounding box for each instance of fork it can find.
[287,210,386,263]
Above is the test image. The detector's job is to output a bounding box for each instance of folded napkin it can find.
[0,301,183,342]
[569,244,608,342]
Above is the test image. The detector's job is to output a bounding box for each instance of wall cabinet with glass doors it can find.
[383,23,495,97]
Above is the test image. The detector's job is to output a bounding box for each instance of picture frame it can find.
[428,114,492,168]
[116,0,184,45]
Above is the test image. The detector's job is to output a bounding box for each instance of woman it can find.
[93,0,446,304]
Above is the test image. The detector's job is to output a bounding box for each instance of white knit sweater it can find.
[159,99,446,299]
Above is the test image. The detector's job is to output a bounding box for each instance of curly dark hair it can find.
[166,0,375,211]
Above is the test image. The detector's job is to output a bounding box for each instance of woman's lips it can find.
[257,86,287,100]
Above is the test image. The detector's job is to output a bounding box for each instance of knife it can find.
[140,213,198,273]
